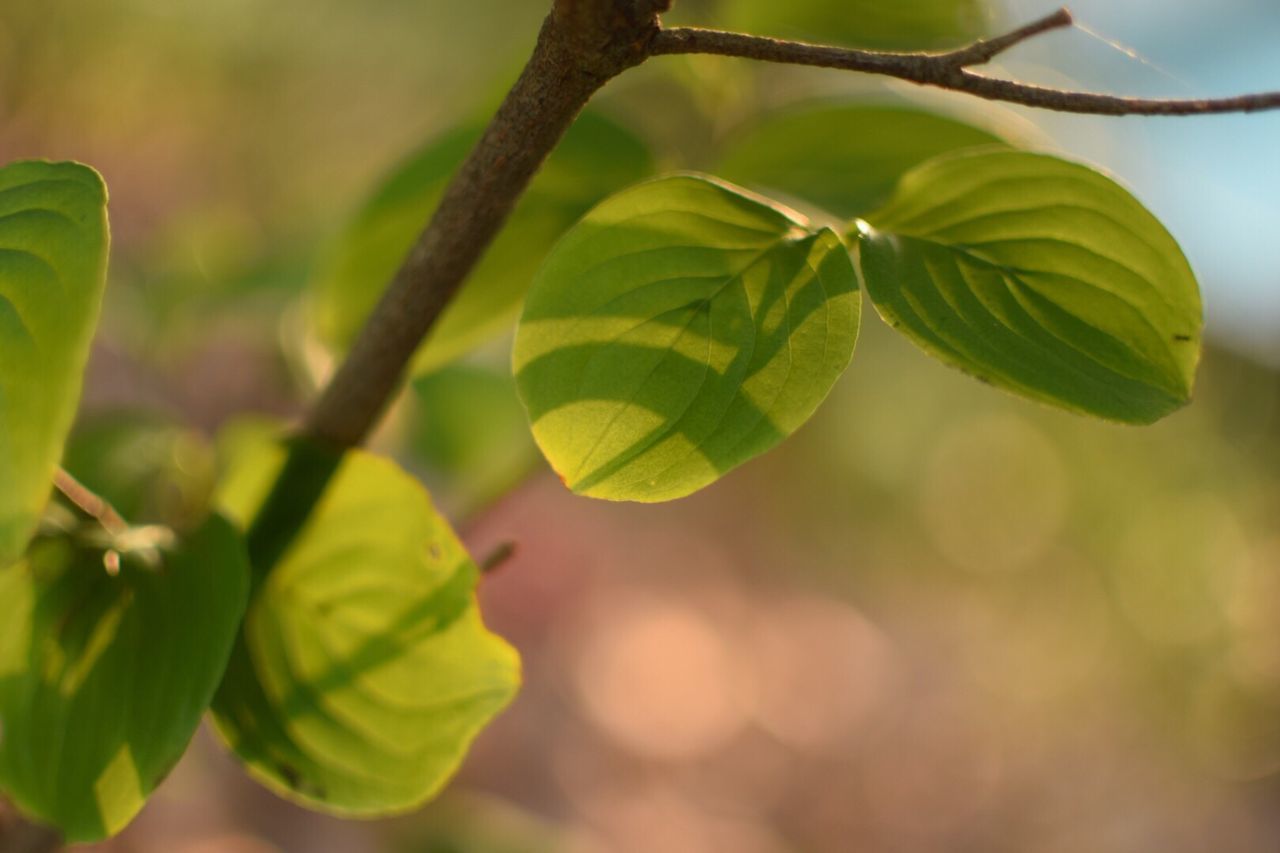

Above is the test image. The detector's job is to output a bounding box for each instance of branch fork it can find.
[652,7,1280,115]
[306,1,1280,453]
[256,0,1280,560]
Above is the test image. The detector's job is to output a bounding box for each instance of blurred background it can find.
[2,0,1280,850]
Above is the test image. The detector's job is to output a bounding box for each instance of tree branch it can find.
[303,2,1280,454]
[303,1,663,449]
[262,0,1280,565]
[235,1,669,575]
[929,6,1074,67]
[651,7,1280,116]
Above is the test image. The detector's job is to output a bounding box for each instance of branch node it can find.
[304,1,666,448]
[651,8,1280,117]
[947,6,1075,68]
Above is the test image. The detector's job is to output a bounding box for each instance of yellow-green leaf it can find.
[514,174,860,502]
[210,429,519,815]
[0,161,108,563]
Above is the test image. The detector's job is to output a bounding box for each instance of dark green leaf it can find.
[718,103,1006,219]
[312,111,653,374]
[0,517,249,841]
[61,412,216,530]
[0,161,108,563]
[210,428,520,814]
[408,364,539,511]
[513,174,860,502]
[857,149,1202,423]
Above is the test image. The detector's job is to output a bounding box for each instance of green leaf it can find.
[513,174,861,502]
[408,364,539,511]
[0,516,249,842]
[857,149,1202,423]
[718,103,1006,219]
[61,412,217,530]
[672,0,989,50]
[210,428,520,815]
[0,161,108,563]
[312,111,653,374]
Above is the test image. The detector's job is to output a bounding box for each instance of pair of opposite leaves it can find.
[0,162,517,841]
[314,104,1200,506]
[512,146,1201,503]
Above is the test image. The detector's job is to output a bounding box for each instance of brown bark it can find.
[303,3,1280,452]
[651,8,1280,116]
[303,0,666,449]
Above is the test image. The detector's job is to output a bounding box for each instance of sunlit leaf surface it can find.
[211,430,520,814]
[514,174,860,502]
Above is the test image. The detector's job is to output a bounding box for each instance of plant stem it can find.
[651,8,1280,116]
[304,1,1280,453]
[479,541,517,574]
[270,0,1280,558]
[52,469,128,538]
[304,0,667,449]
[240,1,671,573]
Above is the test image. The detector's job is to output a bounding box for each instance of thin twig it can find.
[479,541,517,574]
[302,2,1280,453]
[650,7,1280,116]
[943,7,1074,66]
[272,0,1280,566]
[52,469,128,538]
